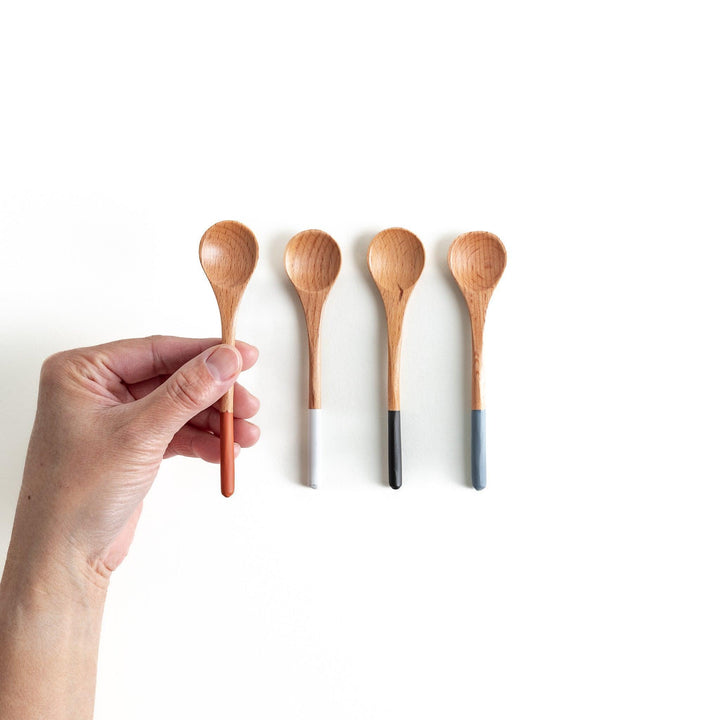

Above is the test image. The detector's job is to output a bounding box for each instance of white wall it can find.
[1,2,719,718]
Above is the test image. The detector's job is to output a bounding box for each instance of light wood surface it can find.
[447,231,506,410]
[367,228,425,411]
[199,220,259,497]
[285,229,341,409]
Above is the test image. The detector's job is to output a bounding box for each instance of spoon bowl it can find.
[199,220,259,497]
[448,231,506,294]
[367,227,425,293]
[285,230,341,293]
[447,231,506,491]
[200,221,259,290]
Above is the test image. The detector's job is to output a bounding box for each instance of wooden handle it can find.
[387,340,400,411]
[220,321,235,495]
[307,317,322,409]
[385,305,405,411]
[470,330,484,410]
[291,291,325,410]
[468,292,489,410]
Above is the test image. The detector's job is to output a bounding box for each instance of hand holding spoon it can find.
[199,221,259,497]
[368,228,425,489]
[448,231,506,490]
[285,229,342,489]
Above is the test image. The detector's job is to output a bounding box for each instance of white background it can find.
[1,2,719,718]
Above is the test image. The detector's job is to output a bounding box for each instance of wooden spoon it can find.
[199,220,259,497]
[367,228,425,489]
[285,229,342,489]
[447,231,506,490]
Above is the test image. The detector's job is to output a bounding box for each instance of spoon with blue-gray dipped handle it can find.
[448,232,506,490]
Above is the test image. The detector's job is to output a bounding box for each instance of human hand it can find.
[7,335,260,583]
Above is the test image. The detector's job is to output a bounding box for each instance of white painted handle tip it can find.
[308,408,321,489]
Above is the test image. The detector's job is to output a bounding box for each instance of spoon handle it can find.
[385,319,403,490]
[220,322,236,498]
[305,304,323,489]
[471,409,486,490]
[388,411,402,489]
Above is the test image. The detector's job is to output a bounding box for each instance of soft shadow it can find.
[436,235,473,488]
[354,231,388,486]
[269,230,310,487]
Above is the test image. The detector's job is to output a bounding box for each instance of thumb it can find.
[137,344,242,439]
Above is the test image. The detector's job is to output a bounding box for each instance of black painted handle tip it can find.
[388,410,402,489]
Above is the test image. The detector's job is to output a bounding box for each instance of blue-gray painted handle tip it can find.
[471,409,486,490]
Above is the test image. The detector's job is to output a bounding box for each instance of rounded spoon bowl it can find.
[285,230,341,293]
[200,221,259,290]
[448,231,506,294]
[367,227,424,293]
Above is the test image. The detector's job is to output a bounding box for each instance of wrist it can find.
[1,552,108,613]
[3,477,113,600]
[1,522,109,614]
[0,535,106,720]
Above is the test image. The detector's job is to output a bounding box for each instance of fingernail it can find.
[234,443,241,457]
[206,346,241,382]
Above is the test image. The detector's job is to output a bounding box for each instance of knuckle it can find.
[146,335,165,374]
[41,349,109,390]
[39,351,80,391]
[40,351,69,381]
[145,334,164,352]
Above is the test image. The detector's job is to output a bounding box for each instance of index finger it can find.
[90,335,258,384]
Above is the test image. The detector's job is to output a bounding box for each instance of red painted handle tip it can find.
[220,411,234,497]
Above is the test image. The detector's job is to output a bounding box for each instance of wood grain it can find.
[448,231,506,410]
[285,229,341,409]
[367,228,425,410]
